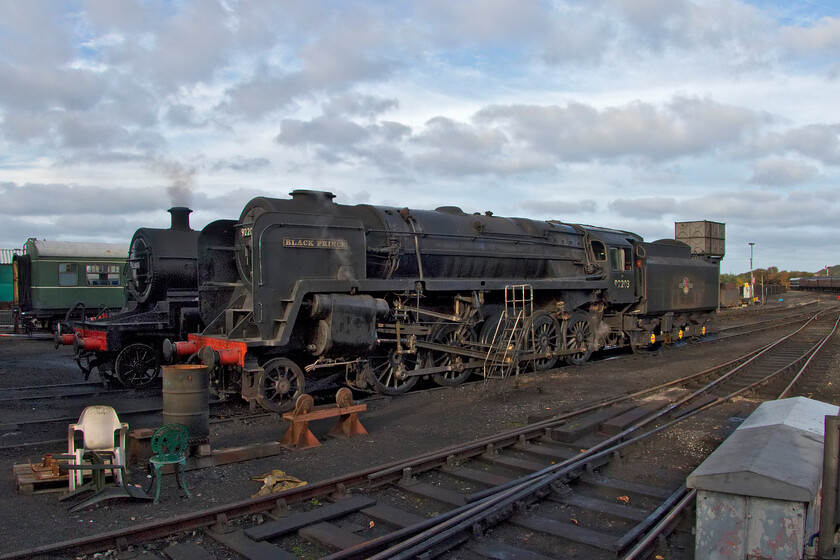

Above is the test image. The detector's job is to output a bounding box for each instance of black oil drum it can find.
[162,364,209,440]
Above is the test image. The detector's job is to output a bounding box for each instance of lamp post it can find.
[749,242,755,305]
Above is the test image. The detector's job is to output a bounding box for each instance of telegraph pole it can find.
[749,242,755,305]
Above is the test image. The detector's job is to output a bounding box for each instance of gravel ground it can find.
[1,292,837,559]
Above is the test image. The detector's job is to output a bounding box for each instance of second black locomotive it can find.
[61,207,202,387]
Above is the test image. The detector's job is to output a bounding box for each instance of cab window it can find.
[590,241,607,262]
[609,247,631,272]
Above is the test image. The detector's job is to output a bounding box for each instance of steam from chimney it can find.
[152,159,197,207]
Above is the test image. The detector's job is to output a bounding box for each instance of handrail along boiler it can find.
[175,190,720,412]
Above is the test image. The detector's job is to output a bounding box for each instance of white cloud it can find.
[782,16,840,54]
[0,182,164,216]
[0,0,75,67]
[277,117,371,148]
[748,124,840,165]
[0,0,838,273]
[749,157,819,186]
[521,199,599,214]
[476,97,770,162]
[322,93,399,119]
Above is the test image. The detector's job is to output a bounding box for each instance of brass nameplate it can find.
[283,237,349,249]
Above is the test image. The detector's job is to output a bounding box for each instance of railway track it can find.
[714,298,820,322]
[0,381,132,403]
[710,306,817,340]
[4,306,837,560]
[0,304,824,451]
[0,299,811,400]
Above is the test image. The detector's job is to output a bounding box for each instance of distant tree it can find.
[720,264,839,289]
[719,273,737,284]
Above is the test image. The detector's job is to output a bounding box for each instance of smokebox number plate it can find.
[283,237,349,249]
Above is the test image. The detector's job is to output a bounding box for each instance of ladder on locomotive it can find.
[482,284,533,381]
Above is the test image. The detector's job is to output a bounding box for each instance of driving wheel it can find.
[427,324,477,386]
[563,311,593,365]
[523,311,561,371]
[256,357,305,413]
[115,343,160,388]
[366,347,419,395]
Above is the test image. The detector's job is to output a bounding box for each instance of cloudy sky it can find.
[2,0,839,274]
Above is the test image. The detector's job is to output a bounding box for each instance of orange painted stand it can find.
[280,402,368,450]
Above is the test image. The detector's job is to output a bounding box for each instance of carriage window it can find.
[86,264,121,286]
[58,263,78,286]
[609,247,631,272]
[590,241,607,261]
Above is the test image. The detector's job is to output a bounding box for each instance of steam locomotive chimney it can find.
[168,207,193,231]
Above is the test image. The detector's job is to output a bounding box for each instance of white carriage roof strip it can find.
[26,240,130,259]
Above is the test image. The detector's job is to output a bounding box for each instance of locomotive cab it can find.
[584,228,639,306]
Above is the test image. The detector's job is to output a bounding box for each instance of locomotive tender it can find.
[174,190,720,412]
[62,207,202,387]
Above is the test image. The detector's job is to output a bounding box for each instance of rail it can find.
[3,307,838,559]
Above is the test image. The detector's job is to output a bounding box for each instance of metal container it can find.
[675,220,726,257]
[162,364,209,440]
[687,397,837,559]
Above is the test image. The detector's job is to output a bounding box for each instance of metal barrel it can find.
[161,364,209,440]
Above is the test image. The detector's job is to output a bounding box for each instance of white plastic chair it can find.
[67,405,128,491]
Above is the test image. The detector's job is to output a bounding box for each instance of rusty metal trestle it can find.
[280,388,368,450]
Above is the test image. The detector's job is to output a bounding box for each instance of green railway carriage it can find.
[13,239,130,330]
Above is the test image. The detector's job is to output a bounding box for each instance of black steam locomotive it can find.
[169,190,720,412]
[58,207,202,387]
